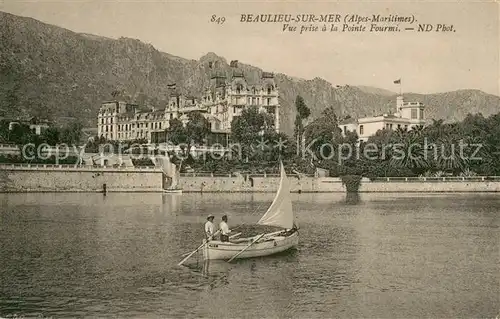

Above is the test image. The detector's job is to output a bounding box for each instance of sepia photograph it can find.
[0,0,499,318]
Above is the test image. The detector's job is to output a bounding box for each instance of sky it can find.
[1,0,499,95]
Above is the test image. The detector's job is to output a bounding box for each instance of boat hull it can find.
[203,231,298,260]
[163,189,182,194]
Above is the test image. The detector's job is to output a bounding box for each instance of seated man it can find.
[219,215,231,242]
[204,214,215,240]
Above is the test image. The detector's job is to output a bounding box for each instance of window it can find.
[233,106,236,114]
[411,109,418,119]
[267,98,271,105]
[236,84,243,94]
[252,87,256,94]
[267,86,273,94]
[343,126,347,134]
[397,124,401,129]
[420,109,424,120]
[359,125,364,135]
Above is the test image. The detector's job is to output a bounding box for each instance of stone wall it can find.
[0,165,163,192]
[359,181,500,192]
[1,165,499,193]
[178,175,500,193]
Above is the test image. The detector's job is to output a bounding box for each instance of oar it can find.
[178,230,220,266]
[227,233,265,263]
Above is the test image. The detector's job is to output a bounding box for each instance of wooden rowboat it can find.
[202,161,299,261]
[203,231,298,260]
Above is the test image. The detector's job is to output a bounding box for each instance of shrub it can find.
[340,174,362,193]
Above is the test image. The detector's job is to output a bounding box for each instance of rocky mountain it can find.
[356,86,396,96]
[1,11,499,136]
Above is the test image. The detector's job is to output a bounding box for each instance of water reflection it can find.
[1,193,498,318]
[345,192,361,205]
[161,193,181,215]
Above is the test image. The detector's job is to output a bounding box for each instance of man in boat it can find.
[204,214,215,240]
[219,215,231,242]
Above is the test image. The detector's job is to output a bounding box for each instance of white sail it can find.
[171,165,180,189]
[257,162,294,229]
[157,155,175,177]
[156,155,180,189]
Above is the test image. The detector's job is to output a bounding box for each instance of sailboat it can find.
[164,167,182,194]
[202,162,299,261]
[157,154,183,194]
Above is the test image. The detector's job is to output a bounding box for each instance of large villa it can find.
[339,96,426,142]
[96,65,280,146]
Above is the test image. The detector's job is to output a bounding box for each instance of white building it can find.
[340,96,426,142]
[203,69,280,133]
[97,66,280,143]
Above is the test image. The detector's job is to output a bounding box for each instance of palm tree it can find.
[434,135,468,174]
[409,124,425,138]
[389,134,428,173]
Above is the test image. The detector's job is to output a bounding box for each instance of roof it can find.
[261,72,274,78]
[376,114,398,119]
[339,117,358,125]
[82,127,98,134]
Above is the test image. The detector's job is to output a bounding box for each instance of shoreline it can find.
[1,190,500,194]
[1,165,499,193]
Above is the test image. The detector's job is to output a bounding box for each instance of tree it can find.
[168,118,188,146]
[166,112,210,171]
[0,120,9,143]
[303,106,343,163]
[294,95,310,149]
[9,123,34,146]
[231,106,274,162]
[41,127,61,146]
[60,122,84,145]
[185,111,210,146]
[296,95,311,119]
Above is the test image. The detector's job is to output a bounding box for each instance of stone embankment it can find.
[0,164,163,192]
[1,165,499,193]
[178,173,500,193]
